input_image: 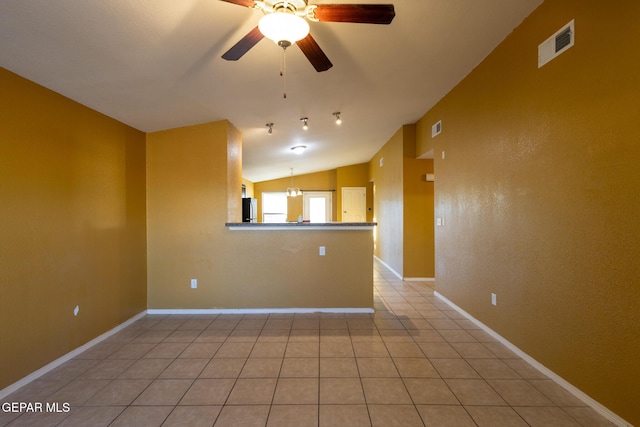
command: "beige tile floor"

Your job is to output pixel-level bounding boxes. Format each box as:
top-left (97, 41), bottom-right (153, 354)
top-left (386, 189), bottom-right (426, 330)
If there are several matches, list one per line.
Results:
top-left (1, 261), bottom-right (615, 426)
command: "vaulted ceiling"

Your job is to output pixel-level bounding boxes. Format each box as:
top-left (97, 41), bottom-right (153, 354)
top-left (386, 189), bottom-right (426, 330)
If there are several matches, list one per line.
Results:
top-left (0, 0), bottom-right (542, 182)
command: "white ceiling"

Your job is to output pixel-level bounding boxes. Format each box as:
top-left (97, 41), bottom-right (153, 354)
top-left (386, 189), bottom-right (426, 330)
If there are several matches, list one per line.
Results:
top-left (0, 0), bottom-right (542, 182)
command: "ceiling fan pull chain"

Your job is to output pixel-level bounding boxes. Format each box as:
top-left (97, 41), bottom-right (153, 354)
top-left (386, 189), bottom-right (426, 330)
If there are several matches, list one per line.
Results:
top-left (280, 46), bottom-right (287, 99)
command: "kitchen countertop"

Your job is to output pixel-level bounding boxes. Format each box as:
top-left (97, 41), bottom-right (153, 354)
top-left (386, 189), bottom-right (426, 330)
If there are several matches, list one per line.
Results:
top-left (226, 222), bottom-right (376, 230)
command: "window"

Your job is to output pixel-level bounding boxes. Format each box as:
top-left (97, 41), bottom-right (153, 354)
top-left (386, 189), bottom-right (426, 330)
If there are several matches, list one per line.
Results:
top-left (262, 192), bottom-right (287, 223)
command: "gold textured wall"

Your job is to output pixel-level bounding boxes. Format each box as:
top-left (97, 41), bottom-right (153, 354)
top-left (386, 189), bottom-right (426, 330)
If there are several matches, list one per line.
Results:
top-left (254, 170), bottom-right (337, 222)
top-left (369, 127), bottom-right (404, 274)
top-left (254, 166), bottom-right (375, 223)
top-left (213, 229), bottom-right (374, 309)
top-left (146, 121), bottom-right (239, 308)
top-left (0, 67), bottom-right (147, 389)
top-left (403, 127), bottom-right (435, 279)
top-left (146, 122), bottom-right (373, 309)
top-left (421, 1), bottom-right (640, 423)
top-left (369, 125), bottom-right (435, 279)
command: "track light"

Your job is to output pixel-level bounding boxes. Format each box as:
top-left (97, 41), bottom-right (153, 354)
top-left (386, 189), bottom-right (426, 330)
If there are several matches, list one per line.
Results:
top-left (301, 117), bottom-right (308, 130)
top-left (333, 112), bottom-right (342, 125)
top-left (266, 123), bottom-right (273, 134)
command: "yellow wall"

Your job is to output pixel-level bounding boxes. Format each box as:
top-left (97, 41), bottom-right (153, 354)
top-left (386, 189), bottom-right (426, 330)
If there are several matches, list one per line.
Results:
top-left (254, 170), bottom-right (337, 222)
top-left (403, 127), bottom-right (435, 278)
top-left (422, 1), bottom-right (640, 423)
top-left (369, 125), bottom-right (435, 279)
top-left (146, 121), bottom-right (241, 308)
top-left (226, 125), bottom-right (243, 223)
top-left (215, 229), bottom-right (373, 309)
top-left (369, 128), bottom-right (404, 273)
top-left (254, 166), bottom-right (375, 223)
top-left (0, 67), bottom-right (147, 390)
top-left (146, 122), bottom-right (373, 309)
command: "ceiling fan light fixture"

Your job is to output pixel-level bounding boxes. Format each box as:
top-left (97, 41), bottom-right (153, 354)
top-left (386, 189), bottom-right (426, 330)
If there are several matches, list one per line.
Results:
top-left (259, 11), bottom-right (310, 46)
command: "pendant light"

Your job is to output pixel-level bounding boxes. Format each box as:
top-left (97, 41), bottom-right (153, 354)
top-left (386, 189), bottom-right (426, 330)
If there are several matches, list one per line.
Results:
top-left (286, 168), bottom-right (302, 197)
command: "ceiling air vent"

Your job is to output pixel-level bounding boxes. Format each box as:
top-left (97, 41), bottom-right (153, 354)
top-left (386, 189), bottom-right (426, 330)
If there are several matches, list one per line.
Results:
top-left (538, 19), bottom-right (574, 68)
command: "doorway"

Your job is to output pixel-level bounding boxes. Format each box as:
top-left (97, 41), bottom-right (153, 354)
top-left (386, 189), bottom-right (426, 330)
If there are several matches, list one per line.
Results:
top-left (303, 191), bottom-right (332, 222)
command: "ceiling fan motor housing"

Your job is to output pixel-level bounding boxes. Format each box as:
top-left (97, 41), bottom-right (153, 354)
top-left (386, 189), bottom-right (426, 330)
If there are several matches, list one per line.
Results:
top-left (270, 1), bottom-right (308, 13)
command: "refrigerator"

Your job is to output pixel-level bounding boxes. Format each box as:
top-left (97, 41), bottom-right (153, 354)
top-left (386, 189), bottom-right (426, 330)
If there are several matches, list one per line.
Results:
top-left (242, 197), bottom-right (257, 223)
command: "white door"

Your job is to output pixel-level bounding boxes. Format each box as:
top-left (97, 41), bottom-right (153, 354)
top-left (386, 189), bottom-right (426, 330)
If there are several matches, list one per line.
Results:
top-left (342, 187), bottom-right (366, 222)
top-left (303, 191), bottom-right (332, 222)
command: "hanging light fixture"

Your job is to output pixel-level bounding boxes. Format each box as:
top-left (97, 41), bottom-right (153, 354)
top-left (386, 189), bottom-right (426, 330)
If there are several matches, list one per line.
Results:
top-left (258, 6), bottom-right (310, 49)
top-left (286, 168), bottom-right (302, 197)
top-left (258, 3), bottom-right (311, 99)
top-left (266, 122), bottom-right (274, 134)
top-left (333, 112), bottom-right (342, 125)
top-left (301, 117), bottom-right (309, 130)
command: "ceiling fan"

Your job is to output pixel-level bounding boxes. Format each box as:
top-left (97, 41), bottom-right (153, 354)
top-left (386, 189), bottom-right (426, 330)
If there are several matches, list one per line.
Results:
top-left (220, 0), bottom-right (395, 72)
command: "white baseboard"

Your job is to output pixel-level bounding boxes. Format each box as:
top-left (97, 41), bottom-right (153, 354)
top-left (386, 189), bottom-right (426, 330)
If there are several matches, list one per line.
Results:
top-left (0, 311), bottom-right (147, 401)
top-left (374, 256), bottom-right (435, 282)
top-left (434, 291), bottom-right (632, 427)
top-left (147, 308), bottom-right (374, 315)
top-left (374, 256), bottom-right (403, 280)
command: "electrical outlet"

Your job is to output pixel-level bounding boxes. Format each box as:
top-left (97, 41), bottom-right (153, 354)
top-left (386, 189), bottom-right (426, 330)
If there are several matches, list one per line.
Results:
top-left (491, 293), bottom-right (497, 306)
top-left (319, 246), bottom-right (326, 256)
top-left (190, 279), bottom-right (197, 289)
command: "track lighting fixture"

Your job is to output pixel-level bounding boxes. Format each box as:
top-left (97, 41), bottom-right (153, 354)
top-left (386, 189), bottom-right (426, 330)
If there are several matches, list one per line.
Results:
top-left (333, 112), bottom-right (342, 125)
top-left (301, 117), bottom-right (308, 130)
top-left (291, 145), bottom-right (306, 155)
top-left (266, 123), bottom-right (273, 134)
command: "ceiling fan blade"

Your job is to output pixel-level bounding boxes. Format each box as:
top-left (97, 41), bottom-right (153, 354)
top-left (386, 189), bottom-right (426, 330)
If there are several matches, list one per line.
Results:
top-left (297, 33), bottom-right (333, 72)
top-left (222, 26), bottom-right (264, 61)
top-left (313, 4), bottom-right (395, 24)
top-left (218, 0), bottom-right (256, 7)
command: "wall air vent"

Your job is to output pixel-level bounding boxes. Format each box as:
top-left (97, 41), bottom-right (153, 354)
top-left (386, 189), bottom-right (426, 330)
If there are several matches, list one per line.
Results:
top-left (538, 19), bottom-right (574, 68)
top-left (432, 120), bottom-right (442, 138)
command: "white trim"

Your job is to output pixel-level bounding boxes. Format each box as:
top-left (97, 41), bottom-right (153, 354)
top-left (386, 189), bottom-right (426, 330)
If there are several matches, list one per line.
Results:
top-left (374, 256), bottom-right (403, 280)
top-left (0, 311), bottom-right (147, 400)
top-left (147, 308), bottom-right (374, 315)
top-left (434, 291), bottom-right (632, 427)
top-left (374, 257), bottom-right (435, 282)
